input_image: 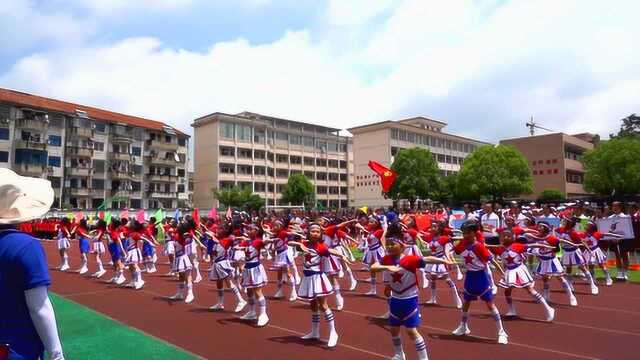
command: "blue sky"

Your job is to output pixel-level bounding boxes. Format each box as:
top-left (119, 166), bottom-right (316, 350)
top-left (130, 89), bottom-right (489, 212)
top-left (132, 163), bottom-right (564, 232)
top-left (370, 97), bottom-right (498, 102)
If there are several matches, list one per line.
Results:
top-left (1, 0), bottom-right (638, 143)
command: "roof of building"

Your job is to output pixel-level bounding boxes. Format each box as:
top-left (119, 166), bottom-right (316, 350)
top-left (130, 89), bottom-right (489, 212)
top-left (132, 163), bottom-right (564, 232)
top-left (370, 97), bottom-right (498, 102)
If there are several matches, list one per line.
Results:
top-left (192, 110), bottom-right (342, 133)
top-left (0, 87), bottom-right (188, 137)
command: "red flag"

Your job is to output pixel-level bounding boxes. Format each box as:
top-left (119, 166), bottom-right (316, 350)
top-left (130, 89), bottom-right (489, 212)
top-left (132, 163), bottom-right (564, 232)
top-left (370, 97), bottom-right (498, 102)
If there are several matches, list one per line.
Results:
top-left (368, 161), bottom-right (397, 193)
top-left (208, 207), bottom-right (217, 219)
top-left (193, 208), bottom-right (200, 228)
top-left (415, 213), bottom-right (432, 232)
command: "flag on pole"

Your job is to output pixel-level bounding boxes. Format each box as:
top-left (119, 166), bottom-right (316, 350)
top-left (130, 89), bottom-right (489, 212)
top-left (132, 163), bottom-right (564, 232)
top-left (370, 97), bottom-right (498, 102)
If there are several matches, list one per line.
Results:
top-left (98, 211), bottom-right (105, 220)
top-left (104, 212), bottom-right (112, 224)
top-left (193, 208), bottom-right (200, 228)
top-left (368, 161), bottom-right (397, 193)
top-left (225, 207), bottom-right (232, 220)
top-left (208, 207), bottom-right (217, 219)
top-left (173, 208), bottom-right (182, 220)
top-left (136, 209), bottom-right (145, 223)
top-left (119, 210), bottom-right (129, 220)
top-left (154, 209), bottom-right (164, 222)
top-left (358, 206), bottom-right (368, 215)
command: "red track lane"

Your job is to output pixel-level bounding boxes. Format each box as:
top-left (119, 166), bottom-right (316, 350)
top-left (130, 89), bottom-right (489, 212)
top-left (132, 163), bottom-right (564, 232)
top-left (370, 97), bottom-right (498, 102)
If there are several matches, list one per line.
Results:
top-left (43, 240), bottom-right (638, 360)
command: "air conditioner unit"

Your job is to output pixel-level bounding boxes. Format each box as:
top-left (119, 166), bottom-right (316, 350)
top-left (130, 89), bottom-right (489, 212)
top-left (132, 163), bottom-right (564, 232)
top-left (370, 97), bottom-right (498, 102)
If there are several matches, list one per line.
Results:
top-left (43, 114), bottom-right (50, 124)
top-left (1, 118), bottom-right (10, 124)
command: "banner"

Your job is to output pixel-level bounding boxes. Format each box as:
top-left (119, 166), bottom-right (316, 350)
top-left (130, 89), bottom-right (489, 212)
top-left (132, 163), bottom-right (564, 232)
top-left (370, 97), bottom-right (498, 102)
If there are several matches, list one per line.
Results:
top-left (368, 160), bottom-right (397, 193)
top-left (597, 217), bottom-right (635, 240)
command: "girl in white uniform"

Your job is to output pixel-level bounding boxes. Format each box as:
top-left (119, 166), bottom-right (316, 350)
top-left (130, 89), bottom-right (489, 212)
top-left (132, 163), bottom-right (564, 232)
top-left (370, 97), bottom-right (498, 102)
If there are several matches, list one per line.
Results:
top-left (238, 225), bottom-right (270, 327)
top-left (423, 222), bottom-right (462, 308)
top-left (268, 220), bottom-right (299, 302)
top-left (90, 220), bottom-right (107, 279)
top-left (168, 220), bottom-right (195, 303)
top-left (359, 217), bottom-right (386, 296)
top-left (583, 221), bottom-right (622, 286)
top-left (207, 224), bottom-right (247, 312)
top-left (289, 223), bottom-right (350, 348)
top-left (55, 218), bottom-right (71, 271)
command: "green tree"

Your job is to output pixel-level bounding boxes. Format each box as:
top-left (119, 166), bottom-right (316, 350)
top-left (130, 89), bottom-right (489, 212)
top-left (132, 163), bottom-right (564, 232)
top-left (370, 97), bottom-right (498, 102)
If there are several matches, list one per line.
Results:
top-left (212, 186), bottom-right (266, 211)
top-left (582, 137), bottom-right (640, 196)
top-left (388, 147), bottom-right (442, 208)
top-left (610, 113), bottom-right (640, 139)
top-left (538, 189), bottom-right (566, 201)
top-left (244, 192), bottom-right (266, 212)
top-left (432, 172), bottom-right (457, 204)
top-left (281, 173), bottom-right (315, 207)
top-left (456, 145), bottom-right (532, 201)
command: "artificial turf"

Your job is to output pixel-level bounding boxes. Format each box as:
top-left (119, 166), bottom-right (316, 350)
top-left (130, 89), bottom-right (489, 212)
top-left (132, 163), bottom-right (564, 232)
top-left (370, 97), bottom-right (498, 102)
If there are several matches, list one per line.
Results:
top-left (50, 293), bottom-right (196, 360)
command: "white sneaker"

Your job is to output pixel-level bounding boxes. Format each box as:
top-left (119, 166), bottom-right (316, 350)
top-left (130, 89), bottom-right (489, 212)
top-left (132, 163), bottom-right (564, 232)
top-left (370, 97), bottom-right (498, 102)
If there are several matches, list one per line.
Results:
top-left (194, 274), bottom-right (203, 283)
top-left (569, 295), bottom-right (578, 307)
top-left (234, 300), bottom-right (247, 313)
top-left (240, 311), bottom-right (256, 320)
top-left (497, 330), bottom-right (508, 345)
top-left (115, 276), bottom-right (126, 285)
top-left (376, 311), bottom-right (390, 320)
top-left (147, 267), bottom-right (157, 274)
top-left (505, 308), bottom-right (517, 317)
top-left (301, 331), bottom-right (319, 340)
top-left (169, 292), bottom-right (185, 301)
top-left (336, 295), bottom-right (344, 311)
top-left (364, 289), bottom-right (377, 296)
top-left (94, 269), bottom-right (107, 279)
top-left (616, 272), bottom-right (625, 280)
top-left (452, 323), bottom-right (471, 336)
top-left (78, 266), bottom-right (88, 275)
top-left (590, 284), bottom-right (599, 295)
top-left (257, 313), bottom-right (269, 327)
top-left (125, 281), bottom-right (136, 288)
top-left (327, 331), bottom-right (339, 348)
top-left (288, 292), bottom-right (298, 302)
top-left (209, 303), bottom-right (224, 311)
top-left (349, 278), bottom-right (358, 291)
top-left (425, 297), bottom-right (437, 305)
top-left (60, 264), bottom-right (70, 271)
top-left (605, 277), bottom-right (613, 286)
top-left (184, 292), bottom-right (194, 304)
top-left (391, 353), bottom-right (406, 360)
top-left (134, 280), bottom-right (145, 290)
top-left (457, 271), bottom-right (464, 281)
top-left (492, 285), bottom-right (498, 295)
top-left (545, 307), bottom-right (555, 322)
top-left (273, 289), bottom-right (284, 299)
top-left (422, 276), bottom-right (430, 289)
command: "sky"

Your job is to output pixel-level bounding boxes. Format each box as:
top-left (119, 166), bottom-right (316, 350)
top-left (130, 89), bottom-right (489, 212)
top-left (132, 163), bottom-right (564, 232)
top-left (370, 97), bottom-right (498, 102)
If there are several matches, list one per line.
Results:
top-left (1, 0), bottom-right (639, 144)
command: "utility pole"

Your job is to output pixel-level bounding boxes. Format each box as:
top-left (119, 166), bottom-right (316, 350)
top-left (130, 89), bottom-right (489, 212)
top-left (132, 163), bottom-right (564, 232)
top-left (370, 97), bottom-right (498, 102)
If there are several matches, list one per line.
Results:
top-left (525, 116), bottom-right (554, 136)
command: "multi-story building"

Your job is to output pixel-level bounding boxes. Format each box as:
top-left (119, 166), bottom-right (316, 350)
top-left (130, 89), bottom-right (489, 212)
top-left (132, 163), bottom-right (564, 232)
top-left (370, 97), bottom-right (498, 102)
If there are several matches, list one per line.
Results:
top-left (0, 87), bottom-right (189, 210)
top-left (192, 112), bottom-right (353, 209)
top-left (500, 132), bottom-right (598, 199)
top-left (348, 116), bottom-right (489, 207)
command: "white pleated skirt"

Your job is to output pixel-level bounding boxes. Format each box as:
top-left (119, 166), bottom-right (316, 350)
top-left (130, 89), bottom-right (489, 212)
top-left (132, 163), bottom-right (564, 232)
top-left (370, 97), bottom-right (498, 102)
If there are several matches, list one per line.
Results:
top-left (561, 250), bottom-right (585, 266)
top-left (425, 263), bottom-right (450, 278)
top-left (242, 262), bottom-right (268, 289)
top-left (125, 248), bottom-right (142, 266)
top-left (273, 248), bottom-right (294, 268)
top-left (298, 272), bottom-right (334, 300)
top-left (209, 259), bottom-right (235, 281)
top-left (535, 257), bottom-right (565, 277)
top-left (362, 246), bottom-right (385, 265)
top-left (164, 241), bottom-right (176, 256)
top-left (92, 241), bottom-right (106, 254)
top-left (57, 237), bottom-right (70, 250)
top-left (172, 253), bottom-right (193, 273)
top-left (499, 264), bottom-right (534, 288)
top-left (583, 247), bottom-right (607, 265)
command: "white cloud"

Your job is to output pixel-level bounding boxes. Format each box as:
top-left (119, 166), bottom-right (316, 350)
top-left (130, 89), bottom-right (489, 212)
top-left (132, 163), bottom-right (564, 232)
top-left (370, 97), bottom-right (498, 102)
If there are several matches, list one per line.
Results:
top-left (1, 0), bottom-right (639, 144)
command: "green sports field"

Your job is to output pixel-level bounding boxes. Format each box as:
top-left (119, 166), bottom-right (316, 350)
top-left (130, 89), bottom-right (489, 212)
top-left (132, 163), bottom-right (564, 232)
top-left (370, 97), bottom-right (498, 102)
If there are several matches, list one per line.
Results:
top-left (50, 293), bottom-right (196, 360)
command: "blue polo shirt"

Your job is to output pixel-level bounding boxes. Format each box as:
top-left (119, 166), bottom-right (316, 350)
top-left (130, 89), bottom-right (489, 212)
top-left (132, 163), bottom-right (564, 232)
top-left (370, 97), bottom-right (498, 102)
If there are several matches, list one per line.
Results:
top-left (0, 228), bottom-right (51, 359)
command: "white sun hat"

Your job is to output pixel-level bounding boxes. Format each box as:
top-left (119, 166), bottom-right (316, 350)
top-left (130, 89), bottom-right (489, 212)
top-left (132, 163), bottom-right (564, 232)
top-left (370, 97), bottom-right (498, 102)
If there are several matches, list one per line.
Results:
top-left (0, 168), bottom-right (54, 224)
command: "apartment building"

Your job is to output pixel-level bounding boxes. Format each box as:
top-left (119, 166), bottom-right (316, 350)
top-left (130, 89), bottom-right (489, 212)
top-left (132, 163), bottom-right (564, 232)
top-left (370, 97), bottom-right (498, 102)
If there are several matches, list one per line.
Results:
top-left (192, 112), bottom-right (353, 209)
top-left (500, 132), bottom-right (598, 199)
top-left (0, 88), bottom-right (189, 210)
top-left (348, 116), bottom-right (489, 207)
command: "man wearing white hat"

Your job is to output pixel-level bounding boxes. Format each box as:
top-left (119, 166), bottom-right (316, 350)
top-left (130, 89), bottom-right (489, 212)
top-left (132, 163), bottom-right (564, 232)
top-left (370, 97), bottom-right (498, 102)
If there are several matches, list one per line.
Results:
top-left (0, 169), bottom-right (64, 359)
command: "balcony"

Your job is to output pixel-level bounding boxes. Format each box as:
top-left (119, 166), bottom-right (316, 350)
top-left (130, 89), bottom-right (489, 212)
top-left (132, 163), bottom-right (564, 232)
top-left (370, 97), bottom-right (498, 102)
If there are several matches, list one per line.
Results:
top-left (14, 139), bottom-right (47, 150)
top-left (67, 127), bottom-right (93, 138)
top-left (89, 189), bottom-right (104, 197)
top-left (15, 163), bottom-right (47, 177)
top-left (146, 173), bottom-right (178, 182)
top-left (147, 191), bottom-right (178, 199)
top-left (110, 171), bottom-right (135, 181)
top-left (67, 146), bottom-right (93, 158)
top-left (68, 188), bottom-right (90, 196)
top-left (67, 167), bottom-right (91, 177)
top-left (109, 152), bottom-right (132, 161)
top-left (146, 155), bottom-right (179, 166)
top-left (146, 139), bottom-right (178, 151)
top-left (15, 118), bottom-right (48, 132)
top-left (112, 133), bottom-right (134, 143)
top-left (111, 189), bottom-right (141, 198)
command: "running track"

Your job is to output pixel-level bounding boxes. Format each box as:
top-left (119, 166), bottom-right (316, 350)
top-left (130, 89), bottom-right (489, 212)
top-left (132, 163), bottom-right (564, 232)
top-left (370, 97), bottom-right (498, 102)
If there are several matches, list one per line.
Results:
top-left (43, 240), bottom-right (639, 360)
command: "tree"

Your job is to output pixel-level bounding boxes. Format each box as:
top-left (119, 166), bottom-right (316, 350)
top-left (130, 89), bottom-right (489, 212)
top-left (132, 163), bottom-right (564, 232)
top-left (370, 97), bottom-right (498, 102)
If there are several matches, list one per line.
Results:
top-left (538, 189), bottom-right (566, 202)
top-left (432, 172), bottom-right (457, 204)
top-left (281, 173), bottom-right (315, 207)
top-left (212, 186), bottom-right (265, 211)
top-left (388, 147), bottom-right (442, 208)
top-left (456, 145), bottom-right (533, 201)
top-left (582, 137), bottom-right (640, 196)
top-left (610, 113), bottom-right (640, 139)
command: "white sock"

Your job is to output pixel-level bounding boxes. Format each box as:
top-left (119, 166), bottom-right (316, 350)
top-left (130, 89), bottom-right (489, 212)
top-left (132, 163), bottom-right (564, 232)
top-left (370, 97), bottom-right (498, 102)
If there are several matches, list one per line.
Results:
top-left (257, 296), bottom-right (267, 316)
top-left (324, 308), bottom-right (336, 334)
top-left (392, 336), bottom-right (403, 356)
top-left (230, 284), bottom-right (243, 301)
top-left (97, 259), bottom-right (104, 272)
top-left (217, 289), bottom-right (224, 303)
top-left (490, 306), bottom-right (504, 332)
top-left (414, 335), bottom-right (428, 360)
top-left (531, 289), bottom-right (552, 312)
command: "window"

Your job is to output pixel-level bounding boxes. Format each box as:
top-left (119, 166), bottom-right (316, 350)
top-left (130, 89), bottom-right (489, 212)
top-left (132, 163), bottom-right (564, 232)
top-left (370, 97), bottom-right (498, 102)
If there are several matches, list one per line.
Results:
top-left (15, 149), bottom-right (47, 165)
top-left (327, 142), bottom-right (338, 152)
top-left (237, 125), bottom-right (252, 142)
top-left (267, 167), bottom-right (274, 177)
top-left (178, 138), bottom-right (186, 146)
top-left (329, 186), bottom-right (339, 194)
top-left (329, 173), bottom-right (339, 181)
top-left (276, 132), bottom-right (288, 141)
top-left (276, 169), bottom-right (289, 178)
top-left (340, 187), bottom-right (348, 195)
top-left (445, 155), bottom-right (451, 164)
top-left (304, 157), bottom-right (315, 166)
top-left (339, 143), bottom-right (347, 152)
top-left (219, 122), bottom-right (234, 139)
top-left (131, 146), bottom-right (141, 156)
top-left (315, 140), bottom-right (326, 151)
top-left (178, 169), bottom-right (185, 177)
top-left (48, 156), bottom-right (61, 167)
top-left (398, 130), bottom-right (407, 141)
top-left (220, 146), bottom-right (235, 157)
top-left (238, 182), bottom-right (252, 190)
top-left (317, 186), bottom-right (327, 194)
top-left (219, 181), bottom-right (235, 189)
top-left (290, 135), bottom-right (301, 145)
top-left (391, 146), bottom-right (400, 156)
top-left (339, 160), bottom-right (347, 169)
top-left (566, 171), bottom-right (584, 184)
top-left (532, 170), bottom-right (538, 175)
top-left (267, 183), bottom-right (274, 192)
top-left (276, 184), bottom-right (285, 193)
top-left (391, 128), bottom-right (399, 140)
top-left (92, 179), bottom-right (104, 189)
top-left (304, 171), bottom-right (314, 179)
top-left (254, 150), bottom-right (265, 159)
top-left (237, 164), bottom-right (252, 175)
top-left (177, 184), bottom-right (185, 193)
top-left (328, 159), bottom-right (339, 168)
top-left (238, 148), bottom-right (252, 159)
top-left (316, 172), bottom-right (327, 180)
top-left (276, 154), bottom-right (288, 163)
top-left (0, 151), bottom-right (8, 162)
top-left (340, 173), bottom-right (347, 181)
top-left (254, 166), bottom-right (266, 175)
top-left (93, 141), bottom-right (104, 151)
top-left (316, 158), bottom-right (327, 167)
top-left (48, 135), bottom-right (61, 146)
top-left (290, 156), bottom-right (301, 164)
top-left (255, 182), bottom-right (266, 192)
top-left (48, 176), bottom-right (61, 188)
top-left (407, 132), bottom-right (416, 143)
top-left (437, 154), bottom-right (445, 163)
top-left (267, 152), bottom-right (275, 161)
top-left (219, 163), bottom-right (235, 174)
top-left (0, 128), bottom-right (8, 140)
top-left (303, 137), bottom-right (314, 147)
top-left (254, 129), bottom-right (266, 144)
top-left (94, 122), bottom-right (106, 132)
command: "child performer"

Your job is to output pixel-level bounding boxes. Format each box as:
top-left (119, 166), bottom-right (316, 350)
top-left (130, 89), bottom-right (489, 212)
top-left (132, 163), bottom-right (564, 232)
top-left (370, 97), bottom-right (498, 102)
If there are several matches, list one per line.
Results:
top-left (525, 222), bottom-right (578, 306)
top-left (289, 223), bottom-right (350, 348)
top-left (359, 216), bottom-right (386, 296)
top-left (557, 218), bottom-right (598, 295)
top-left (451, 220), bottom-right (508, 345)
top-left (423, 221), bottom-right (462, 308)
top-left (90, 219), bottom-right (107, 279)
top-left (237, 224), bottom-right (269, 327)
top-left (321, 218), bottom-right (357, 310)
top-left (141, 217), bottom-right (159, 274)
top-left (107, 219), bottom-right (126, 285)
top-left (123, 220), bottom-right (146, 290)
top-left (207, 224), bottom-right (247, 312)
top-left (162, 219), bottom-right (178, 276)
top-left (72, 219), bottom-right (92, 275)
top-left (490, 229), bottom-right (555, 321)
top-left (55, 217), bottom-right (72, 271)
top-left (168, 218), bottom-right (196, 303)
top-left (370, 223), bottom-right (454, 360)
top-left (267, 220), bottom-right (299, 302)
top-left (583, 221), bottom-right (622, 286)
